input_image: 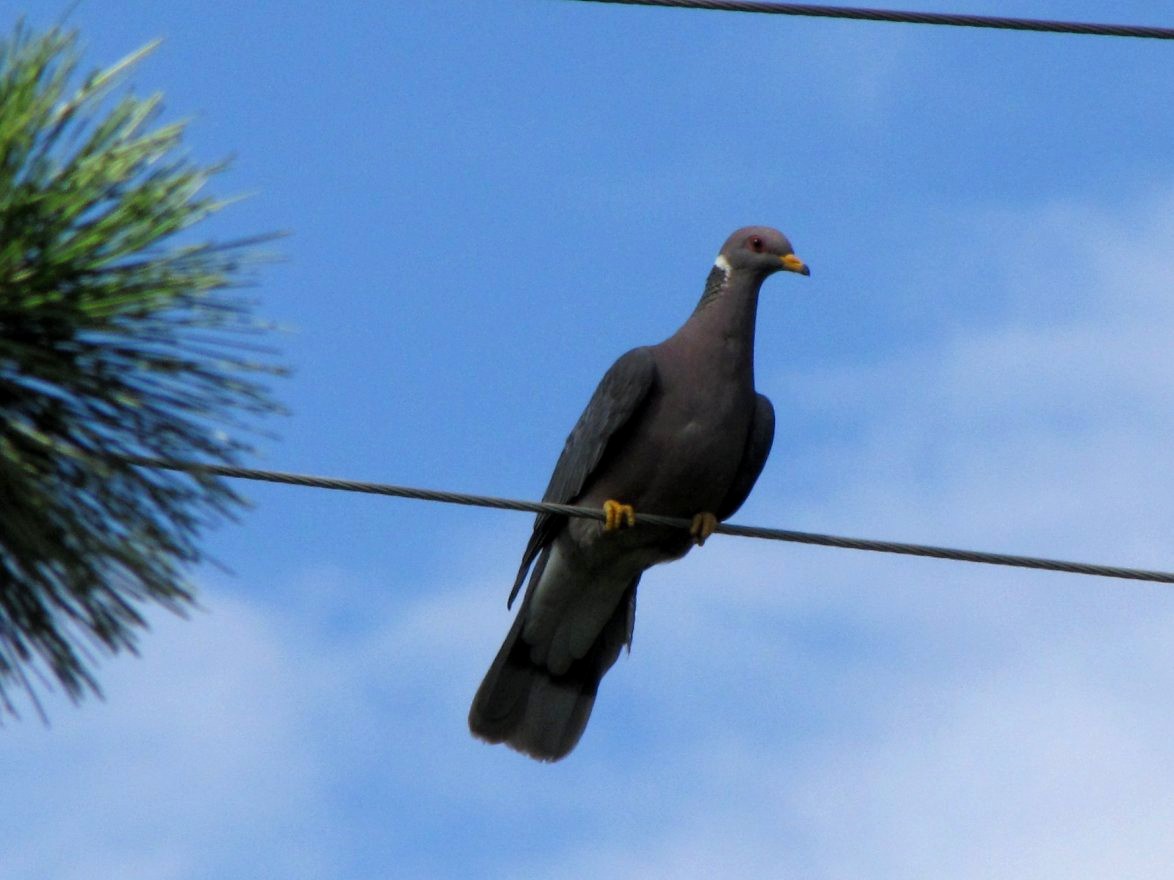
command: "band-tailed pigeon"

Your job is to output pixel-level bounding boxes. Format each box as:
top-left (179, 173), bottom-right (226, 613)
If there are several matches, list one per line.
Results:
top-left (469, 226), bottom-right (809, 761)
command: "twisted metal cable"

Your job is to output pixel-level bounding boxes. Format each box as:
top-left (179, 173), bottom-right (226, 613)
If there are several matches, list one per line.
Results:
top-left (122, 455), bottom-right (1174, 586)
top-left (569, 0), bottom-right (1174, 40)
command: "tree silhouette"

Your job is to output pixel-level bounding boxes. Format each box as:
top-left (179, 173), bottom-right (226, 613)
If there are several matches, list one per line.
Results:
top-left (0, 24), bottom-right (284, 715)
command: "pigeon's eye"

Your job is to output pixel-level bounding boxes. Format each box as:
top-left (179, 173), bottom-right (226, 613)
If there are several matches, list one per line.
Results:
top-left (749, 236), bottom-right (764, 253)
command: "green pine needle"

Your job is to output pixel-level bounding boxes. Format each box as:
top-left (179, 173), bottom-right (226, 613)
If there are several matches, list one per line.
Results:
top-left (0, 24), bottom-right (286, 715)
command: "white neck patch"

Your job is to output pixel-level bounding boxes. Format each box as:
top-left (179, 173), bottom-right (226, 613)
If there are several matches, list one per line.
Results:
top-left (714, 254), bottom-right (732, 274)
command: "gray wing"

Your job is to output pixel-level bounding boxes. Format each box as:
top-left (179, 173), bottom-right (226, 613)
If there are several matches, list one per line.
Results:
top-left (507, 346), bottom-right (657, 607)
top-left (716, 393), bottom-right (775, 521)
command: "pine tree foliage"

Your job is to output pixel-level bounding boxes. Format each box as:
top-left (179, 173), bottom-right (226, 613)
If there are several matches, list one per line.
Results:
top-left (0, 24), bottom-right (285, 714)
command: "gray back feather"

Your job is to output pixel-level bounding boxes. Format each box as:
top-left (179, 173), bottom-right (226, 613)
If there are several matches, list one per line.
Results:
top-left (508, 347), bottom-right (657, 606)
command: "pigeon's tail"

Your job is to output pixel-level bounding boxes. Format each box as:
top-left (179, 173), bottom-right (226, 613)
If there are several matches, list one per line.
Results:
top-left (468, 581), bottom-right (636, 762)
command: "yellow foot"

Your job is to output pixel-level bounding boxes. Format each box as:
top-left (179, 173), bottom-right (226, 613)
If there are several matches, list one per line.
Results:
top-left (603, 499), bottom-right (636, 531)
top-left (690, 511), bottom-right (719, 546)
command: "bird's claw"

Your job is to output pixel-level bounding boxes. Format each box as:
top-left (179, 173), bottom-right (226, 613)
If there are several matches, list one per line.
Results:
top-left (603, 499), bottom-right (636, 532)
top-left (690, 511), bottom-right (719, 546)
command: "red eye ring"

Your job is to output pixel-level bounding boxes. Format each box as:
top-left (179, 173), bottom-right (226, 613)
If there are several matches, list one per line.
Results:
top-left (749, 236), bottom-right (764, 253)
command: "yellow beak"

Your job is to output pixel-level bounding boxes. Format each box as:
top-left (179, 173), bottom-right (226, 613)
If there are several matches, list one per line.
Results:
top-left (781, 253), bottom-right (810, 276)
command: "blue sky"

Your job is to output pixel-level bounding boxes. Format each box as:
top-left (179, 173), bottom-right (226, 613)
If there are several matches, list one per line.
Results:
top-left (6, 1), bottom-right (1174, 877)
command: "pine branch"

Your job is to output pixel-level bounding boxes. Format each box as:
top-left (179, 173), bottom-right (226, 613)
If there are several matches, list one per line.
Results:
top-left (0, 23), bottom-right (286, 715)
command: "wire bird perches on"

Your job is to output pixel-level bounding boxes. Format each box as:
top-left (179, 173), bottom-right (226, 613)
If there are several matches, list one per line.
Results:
top-left (123, 456), bottom-right (1174, 586)
top-left (570, 0), bottom-right (1174, 41)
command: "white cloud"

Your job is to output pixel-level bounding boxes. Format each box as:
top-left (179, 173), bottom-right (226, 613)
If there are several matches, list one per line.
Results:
top-left (1, 595), bottom-right (335, 879)
top-left (577, 603), bottom-right (1174, 880)
top-left (775, 188), bottom-right (1174, 557)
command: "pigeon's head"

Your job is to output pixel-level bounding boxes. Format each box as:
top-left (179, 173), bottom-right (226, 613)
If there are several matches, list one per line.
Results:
top-left (717, 226), bottom-right (809, 278)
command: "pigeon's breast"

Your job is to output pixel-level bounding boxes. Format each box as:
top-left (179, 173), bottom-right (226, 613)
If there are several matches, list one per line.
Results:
top-left (584, 373), bottom-right (755, 517)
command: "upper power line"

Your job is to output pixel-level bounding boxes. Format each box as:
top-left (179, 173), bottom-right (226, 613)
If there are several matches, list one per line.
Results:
top-left (570, 0), bottom-right (1174, 40)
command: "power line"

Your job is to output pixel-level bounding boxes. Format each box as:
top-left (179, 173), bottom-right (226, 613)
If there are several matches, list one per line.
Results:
top-left (569, 0), bottom-right (1174, 40)
top-left (123, 455), bottom-right (1174, 586)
